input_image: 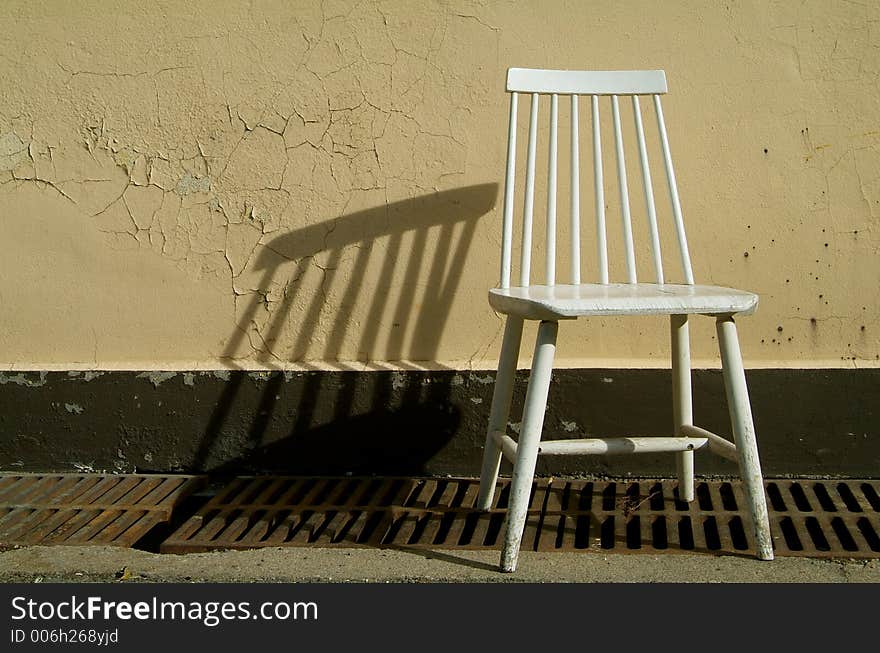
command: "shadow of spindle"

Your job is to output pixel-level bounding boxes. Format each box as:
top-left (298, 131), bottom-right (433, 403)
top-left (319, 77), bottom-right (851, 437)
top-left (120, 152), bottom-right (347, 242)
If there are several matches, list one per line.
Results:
top-left (195, 184), bottom-right (498, 475)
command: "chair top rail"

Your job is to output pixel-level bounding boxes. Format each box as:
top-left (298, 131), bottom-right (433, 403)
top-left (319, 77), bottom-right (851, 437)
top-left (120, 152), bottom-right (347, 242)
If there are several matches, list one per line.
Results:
top-left (507, 68), bottom-right (668, 96)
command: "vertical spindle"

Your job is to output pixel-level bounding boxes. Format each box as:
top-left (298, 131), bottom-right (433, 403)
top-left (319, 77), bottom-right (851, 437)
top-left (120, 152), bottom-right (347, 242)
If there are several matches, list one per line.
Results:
top-left (520, 93), bottom-right (540, 287)
top-left (546, 94), bottom-right (558, 286)
top-left (612, 95), bottom-right (637, 283)
top-left (501, 92), bottom-right (518, 289)
top-left (654, 94), bottom-right (694, 285)
top-left (632, 95), bottom-right (664, 284)
top-left (592, 95), bottom-right (608, 284)
top-left (570, 94), bottom-right (581, 285)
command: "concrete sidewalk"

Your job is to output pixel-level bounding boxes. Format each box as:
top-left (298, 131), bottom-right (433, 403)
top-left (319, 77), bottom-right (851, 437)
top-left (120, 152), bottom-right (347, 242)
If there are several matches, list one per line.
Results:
top-left (0, 545), bottom-right (877, 583)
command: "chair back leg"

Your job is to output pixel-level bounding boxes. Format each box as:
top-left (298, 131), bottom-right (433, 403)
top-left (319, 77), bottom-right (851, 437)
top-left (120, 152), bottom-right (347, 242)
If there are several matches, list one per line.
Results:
top-left (716, 315), bottom-right (774, 560)
top-left (478, 316), bottom-right (524, 510)
top-left (671, 314), bottom-right (695, 502)
top-left (500, 320), bottom-right (558, 572)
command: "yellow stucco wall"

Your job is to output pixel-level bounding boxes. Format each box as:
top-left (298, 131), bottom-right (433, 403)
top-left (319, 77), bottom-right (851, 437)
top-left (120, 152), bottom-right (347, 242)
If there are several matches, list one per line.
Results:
top-left (1, 1), bottom-right (877, 370)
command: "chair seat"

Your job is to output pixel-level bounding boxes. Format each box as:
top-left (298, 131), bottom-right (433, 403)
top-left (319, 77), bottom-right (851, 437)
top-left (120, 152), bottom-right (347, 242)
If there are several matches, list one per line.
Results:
top-left (489, 283), bottom-right (758, 320)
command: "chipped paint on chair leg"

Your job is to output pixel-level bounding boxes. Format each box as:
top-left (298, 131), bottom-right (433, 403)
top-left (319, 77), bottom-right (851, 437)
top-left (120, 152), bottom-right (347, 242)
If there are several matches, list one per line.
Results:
top-left (477, 316), bottom-right (524, 511)
top-left (500, 320), bottom-right (558, 572)
top-left (671, 314), bottom-right (694, 502)
top-left (716, 315), bottom-right (774, 561)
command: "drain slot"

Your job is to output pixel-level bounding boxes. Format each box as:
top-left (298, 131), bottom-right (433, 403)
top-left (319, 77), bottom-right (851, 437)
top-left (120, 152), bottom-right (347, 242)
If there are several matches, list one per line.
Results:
top-left (626, 517), bottom-right (641, 550)
top-left (729, 516), bottom-right (748, 550)
top-left (651, 518), bottom-right (668, 549)
top-left (812, 484), bottom-right (837, 512)
top-left (856, 518), bottom-right (880, 551)
top-left (600, 517), bottom-right (615, 549)
top-left (837, 483), bottom-right (863, 512)
top-left (830, 517), bottom-right (858, 552)
top-left (719, 483), bottom-right (738, 511)
top-left (766, 483), bottom-right (787, 512)
top-left (704, 517), bottom-right (721, 551)
top-left (602, 484), bottom-right (616, 511)
top-left (678, 517), bottom-right (695, 550)
top-left (861, 484), bottom-right (880, 511)
top-left (790, 483), bottom-right (813, 512)
top-left (805, 517), bottom-right (830, 551)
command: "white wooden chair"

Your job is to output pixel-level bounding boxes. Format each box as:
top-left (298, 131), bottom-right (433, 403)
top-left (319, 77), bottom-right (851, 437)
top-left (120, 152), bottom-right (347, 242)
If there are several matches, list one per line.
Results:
top-left (477, 68), bottom-right (774, 572)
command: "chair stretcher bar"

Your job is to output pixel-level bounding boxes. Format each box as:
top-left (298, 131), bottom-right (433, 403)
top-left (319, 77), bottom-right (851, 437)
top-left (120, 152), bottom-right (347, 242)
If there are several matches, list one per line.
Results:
top-left (492, 428), bottom-right (737, 461)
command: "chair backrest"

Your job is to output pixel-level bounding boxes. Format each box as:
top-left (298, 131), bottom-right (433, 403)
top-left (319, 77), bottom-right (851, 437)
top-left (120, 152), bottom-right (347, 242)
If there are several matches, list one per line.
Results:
top-left (498, 68), bottom-right (694, 289)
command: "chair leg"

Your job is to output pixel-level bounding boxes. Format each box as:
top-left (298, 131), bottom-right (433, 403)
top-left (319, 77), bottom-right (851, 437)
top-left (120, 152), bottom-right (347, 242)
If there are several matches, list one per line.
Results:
top-left (477, 316), bottom-right (524, 510)
top-left (671, 314), bottom-right (695, 502)
top-left (500, 320), bottom-right (558, 572)
top-left (716, 315), bottom-right (774, 560)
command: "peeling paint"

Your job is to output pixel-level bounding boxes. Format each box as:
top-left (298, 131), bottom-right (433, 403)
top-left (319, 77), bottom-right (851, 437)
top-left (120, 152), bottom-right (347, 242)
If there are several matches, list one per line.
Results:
top-left (72, 462), bottom-right (97, 473)
top-left (67, 371), bottom-right (104, 381)
top-left (0, 372), bottom-right (48, 387)
top-left (175, 173), bottom-right (212, 197)
top-left (64, 403), bottom-right (84, 414)
top-left (0, 132), bottom-right (28, 171)
top-left (136, 371), bottom-right (178, 387)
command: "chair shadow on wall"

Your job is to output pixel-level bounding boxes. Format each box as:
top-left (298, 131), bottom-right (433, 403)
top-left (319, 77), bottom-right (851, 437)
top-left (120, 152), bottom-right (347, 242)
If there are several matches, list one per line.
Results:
top-left (194, 184), bottom-right (498, 477)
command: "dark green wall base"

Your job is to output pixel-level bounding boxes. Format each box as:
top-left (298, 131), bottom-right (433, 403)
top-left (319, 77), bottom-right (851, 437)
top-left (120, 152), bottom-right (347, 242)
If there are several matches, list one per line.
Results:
top-left (0, 369), bottom-right (877, 478)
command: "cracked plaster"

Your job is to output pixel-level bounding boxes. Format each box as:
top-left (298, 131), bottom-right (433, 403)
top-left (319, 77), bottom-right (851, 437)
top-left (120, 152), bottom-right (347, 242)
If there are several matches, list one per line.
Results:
top-left (0, 0), bottom-right (878, 370)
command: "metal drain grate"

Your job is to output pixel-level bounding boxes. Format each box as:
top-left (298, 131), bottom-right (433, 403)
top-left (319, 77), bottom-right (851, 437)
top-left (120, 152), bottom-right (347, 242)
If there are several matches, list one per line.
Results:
top-left (0, 474), bottom-right (205, 548)
top-left (161, 477), bottom-right (880, 558)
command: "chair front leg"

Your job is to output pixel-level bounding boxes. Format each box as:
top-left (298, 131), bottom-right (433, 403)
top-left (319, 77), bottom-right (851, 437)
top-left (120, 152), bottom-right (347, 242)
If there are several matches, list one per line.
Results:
top-left (500, 320), bottom-right (558, 572)
top-left (671, 314), bottom-right (694, 502)
top-left (716, 315), bottom-right (774, 560)
top-left (477, 316), bottom-right (524, 510)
